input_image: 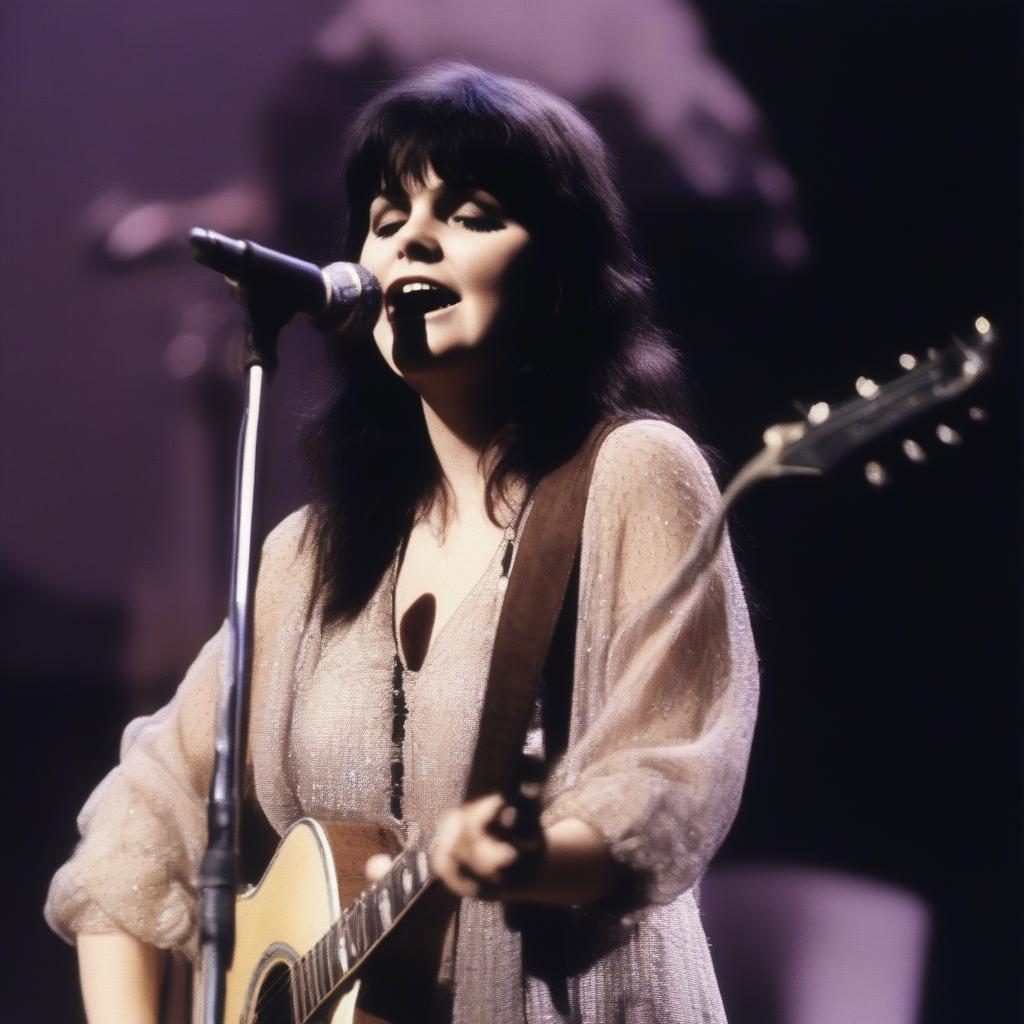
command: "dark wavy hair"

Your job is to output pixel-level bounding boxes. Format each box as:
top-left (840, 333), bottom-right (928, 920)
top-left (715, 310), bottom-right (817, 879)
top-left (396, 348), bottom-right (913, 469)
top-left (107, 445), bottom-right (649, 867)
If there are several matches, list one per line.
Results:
top-left (305, 62), bottom-right (690, 624)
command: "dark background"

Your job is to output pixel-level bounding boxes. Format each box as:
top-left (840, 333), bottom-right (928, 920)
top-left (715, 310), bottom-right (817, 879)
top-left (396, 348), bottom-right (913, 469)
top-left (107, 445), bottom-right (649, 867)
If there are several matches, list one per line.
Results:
top-left (687, 5), bottom-right (1022, 1023)
top-left (2, 2), bottom-right (1019, 1020)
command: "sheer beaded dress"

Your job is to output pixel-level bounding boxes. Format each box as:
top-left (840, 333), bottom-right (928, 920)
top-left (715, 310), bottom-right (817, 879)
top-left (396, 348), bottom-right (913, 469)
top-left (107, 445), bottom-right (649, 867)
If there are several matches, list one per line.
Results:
top-left (46, 419), bottom-right (759, 1024)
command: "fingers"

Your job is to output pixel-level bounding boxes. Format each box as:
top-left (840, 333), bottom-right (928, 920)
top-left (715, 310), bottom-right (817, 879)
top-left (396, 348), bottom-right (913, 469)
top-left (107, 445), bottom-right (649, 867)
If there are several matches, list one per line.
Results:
top-left (430, 795), bottom-right (520, 899)
top-left (364, 853), bottom-right (393, 881)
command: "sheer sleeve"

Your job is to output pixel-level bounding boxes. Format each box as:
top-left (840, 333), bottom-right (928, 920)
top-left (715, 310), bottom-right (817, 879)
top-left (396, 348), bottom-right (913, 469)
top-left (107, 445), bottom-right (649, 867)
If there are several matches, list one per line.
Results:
top-left (44, 508), bottom-right (312, 953)
top-left (541, 420), bottom-right (759, 915)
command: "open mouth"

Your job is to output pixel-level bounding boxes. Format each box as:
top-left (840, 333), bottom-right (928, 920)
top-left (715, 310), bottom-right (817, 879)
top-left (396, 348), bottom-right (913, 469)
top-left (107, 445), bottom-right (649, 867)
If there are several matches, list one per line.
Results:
top-left (386, 280), bottom-right (461, 321)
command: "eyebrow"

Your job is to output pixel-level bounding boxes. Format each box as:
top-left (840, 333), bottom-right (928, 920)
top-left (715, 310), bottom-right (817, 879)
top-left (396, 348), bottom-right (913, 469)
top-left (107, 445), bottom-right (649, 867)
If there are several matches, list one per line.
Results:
top-left (370, 182), bottom-right (502, 211)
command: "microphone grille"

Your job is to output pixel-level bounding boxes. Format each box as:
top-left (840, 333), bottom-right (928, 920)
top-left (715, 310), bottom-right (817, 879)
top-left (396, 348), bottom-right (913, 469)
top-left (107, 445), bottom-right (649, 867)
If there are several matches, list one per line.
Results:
top-left (318, 262), bottom-right (382, 335)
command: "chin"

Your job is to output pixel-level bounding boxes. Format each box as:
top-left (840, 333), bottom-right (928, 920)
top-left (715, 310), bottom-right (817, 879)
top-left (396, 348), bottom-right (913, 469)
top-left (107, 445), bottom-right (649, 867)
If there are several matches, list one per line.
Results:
top-left (385, 324), bottom-right (482, 367)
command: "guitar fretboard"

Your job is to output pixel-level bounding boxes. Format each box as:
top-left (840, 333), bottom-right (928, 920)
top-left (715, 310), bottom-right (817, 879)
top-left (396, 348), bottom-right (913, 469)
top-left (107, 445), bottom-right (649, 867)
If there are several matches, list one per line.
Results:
top-left (288, 838), bottom-right (434, 1022)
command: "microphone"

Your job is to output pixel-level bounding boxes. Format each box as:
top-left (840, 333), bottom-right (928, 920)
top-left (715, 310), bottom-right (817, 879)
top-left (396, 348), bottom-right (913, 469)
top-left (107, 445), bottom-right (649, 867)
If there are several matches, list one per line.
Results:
top-left (188, 228), bottom-right (381, 335)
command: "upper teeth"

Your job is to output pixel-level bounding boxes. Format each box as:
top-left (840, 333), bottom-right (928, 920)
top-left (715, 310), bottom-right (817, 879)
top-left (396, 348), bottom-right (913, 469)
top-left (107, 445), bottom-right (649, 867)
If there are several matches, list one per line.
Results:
top-left (401, 282), bottom-right (439, 294)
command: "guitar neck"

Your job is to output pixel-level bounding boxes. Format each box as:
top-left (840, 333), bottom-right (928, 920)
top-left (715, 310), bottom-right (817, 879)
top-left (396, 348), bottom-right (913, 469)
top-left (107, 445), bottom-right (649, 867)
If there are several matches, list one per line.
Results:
top-left (291, 835), bottom-right (435, 1021)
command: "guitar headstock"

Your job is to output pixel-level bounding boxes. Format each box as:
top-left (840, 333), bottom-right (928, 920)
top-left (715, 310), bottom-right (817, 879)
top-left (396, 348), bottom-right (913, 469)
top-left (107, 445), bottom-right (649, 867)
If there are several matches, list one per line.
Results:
top-left (757, 316), bottom-right (996, 485)
top-left (650, 318), bottom-right (997, 613)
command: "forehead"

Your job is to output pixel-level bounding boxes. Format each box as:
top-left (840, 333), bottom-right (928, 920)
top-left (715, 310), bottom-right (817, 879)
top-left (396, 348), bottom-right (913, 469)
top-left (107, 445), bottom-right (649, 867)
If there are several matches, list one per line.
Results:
top-left (372, 164), bottom-right (440, 201)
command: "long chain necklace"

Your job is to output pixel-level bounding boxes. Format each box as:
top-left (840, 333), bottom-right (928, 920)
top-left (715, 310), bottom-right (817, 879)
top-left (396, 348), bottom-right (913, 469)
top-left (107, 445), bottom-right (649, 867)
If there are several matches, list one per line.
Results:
top-left (388, 492), bottom-right (533, 822)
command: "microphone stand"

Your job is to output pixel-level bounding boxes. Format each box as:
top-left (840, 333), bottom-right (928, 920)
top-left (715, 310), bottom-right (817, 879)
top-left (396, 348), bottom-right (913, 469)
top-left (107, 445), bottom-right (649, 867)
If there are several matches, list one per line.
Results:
top-left (196, 269), bottom-right (290, 1024)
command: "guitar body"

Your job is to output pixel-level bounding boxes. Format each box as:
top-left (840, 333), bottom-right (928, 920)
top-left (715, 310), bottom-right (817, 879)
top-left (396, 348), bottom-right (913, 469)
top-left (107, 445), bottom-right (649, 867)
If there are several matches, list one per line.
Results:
top-left (205, 818), bottom-right (402, 1024)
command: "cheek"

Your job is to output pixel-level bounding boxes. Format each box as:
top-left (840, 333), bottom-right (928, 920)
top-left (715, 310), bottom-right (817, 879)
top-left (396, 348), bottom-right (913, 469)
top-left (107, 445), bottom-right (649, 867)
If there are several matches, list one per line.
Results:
top-left (358, 236), bottom-right (381, 278)
top-left (357, 237), bottom-right (392, 354)
top-left (494, 251), bottom-right (539, 334)
top-left (468, 236), bottom-right (535, 318)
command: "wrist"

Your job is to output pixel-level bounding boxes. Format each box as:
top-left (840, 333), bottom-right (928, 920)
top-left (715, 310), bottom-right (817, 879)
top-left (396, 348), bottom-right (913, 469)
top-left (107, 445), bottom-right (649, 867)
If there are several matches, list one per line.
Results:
top-left (504, 817), bottom-right (613, 907)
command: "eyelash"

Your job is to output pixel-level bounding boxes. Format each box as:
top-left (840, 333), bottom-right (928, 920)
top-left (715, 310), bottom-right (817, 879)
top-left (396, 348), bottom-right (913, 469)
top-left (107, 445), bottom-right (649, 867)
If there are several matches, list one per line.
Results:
top-left (453, 214), bottom-right (503, 232)
top-left (372, 214), bottom-right (502, 238)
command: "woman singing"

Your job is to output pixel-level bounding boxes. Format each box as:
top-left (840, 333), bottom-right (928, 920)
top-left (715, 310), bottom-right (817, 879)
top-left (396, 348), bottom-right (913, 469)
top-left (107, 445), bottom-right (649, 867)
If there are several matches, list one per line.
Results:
top-left (46, 63), bottom-right (758, 1023)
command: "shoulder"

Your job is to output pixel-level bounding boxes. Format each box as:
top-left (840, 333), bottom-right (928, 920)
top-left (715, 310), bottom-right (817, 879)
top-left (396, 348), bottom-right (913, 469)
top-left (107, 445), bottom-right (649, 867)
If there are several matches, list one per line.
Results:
top-left (253, 505), bottom-right (320, 634)
top-left (580, 419), bottom-right (727, 623)
top-left (258, 505), bottom-right (318, 585)
top-left (590, 418), bottom-right (719, 507)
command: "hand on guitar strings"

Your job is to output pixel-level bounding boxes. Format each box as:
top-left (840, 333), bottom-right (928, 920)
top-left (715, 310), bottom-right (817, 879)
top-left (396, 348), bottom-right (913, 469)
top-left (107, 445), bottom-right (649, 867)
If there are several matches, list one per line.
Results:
top-left (364, 794), bottom-right (614, 906)
top-left (363, 792), bottom-right (546, 900)
top-left (431, 792), bottom-right (547, 899)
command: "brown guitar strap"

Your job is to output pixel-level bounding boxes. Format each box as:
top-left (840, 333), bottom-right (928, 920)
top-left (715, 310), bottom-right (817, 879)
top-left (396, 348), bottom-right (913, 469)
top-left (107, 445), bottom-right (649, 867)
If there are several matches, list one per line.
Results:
top-left (464, 417), bottom-right (620, 802)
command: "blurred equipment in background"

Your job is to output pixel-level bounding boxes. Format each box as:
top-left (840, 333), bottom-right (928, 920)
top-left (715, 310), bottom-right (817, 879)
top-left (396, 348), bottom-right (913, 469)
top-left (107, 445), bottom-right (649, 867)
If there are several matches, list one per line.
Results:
top-left (702, 864), bottom-right (931, 1024)
top-left (81, 0), bottom-right (806, 273)
top-left (119, 295), bottom-right (241, 693)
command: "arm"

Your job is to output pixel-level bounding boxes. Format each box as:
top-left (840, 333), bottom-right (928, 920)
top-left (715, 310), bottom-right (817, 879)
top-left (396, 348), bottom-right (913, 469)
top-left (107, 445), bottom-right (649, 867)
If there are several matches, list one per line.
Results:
top-left (539, 420), bottom-right (759, 914)
top-left (428, 421), bottom-right (757, 911)
top-left (45, 509), bottom-right (314, 957)
top-left (45, 625), bottom-right (225, 954)
top-left (77, 932), bottom-right (164, 1024)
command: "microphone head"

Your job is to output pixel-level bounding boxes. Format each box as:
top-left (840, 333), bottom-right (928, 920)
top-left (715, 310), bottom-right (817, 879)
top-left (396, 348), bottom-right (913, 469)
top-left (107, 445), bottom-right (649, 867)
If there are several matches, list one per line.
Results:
top-left (188, 227), bottom-right (247, 276)
top-left (318, 262), bottom-right (383, 335)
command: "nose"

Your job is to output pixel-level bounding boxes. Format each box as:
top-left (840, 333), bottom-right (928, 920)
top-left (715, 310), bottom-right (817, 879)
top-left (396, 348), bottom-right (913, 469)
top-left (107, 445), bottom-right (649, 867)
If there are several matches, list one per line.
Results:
top-left (393, 208), bottom-right (443, 264)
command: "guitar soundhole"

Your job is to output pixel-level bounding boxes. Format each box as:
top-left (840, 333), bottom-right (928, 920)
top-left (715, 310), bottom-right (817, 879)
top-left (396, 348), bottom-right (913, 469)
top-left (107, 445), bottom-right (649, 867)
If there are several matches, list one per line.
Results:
top-left (253, 963), bottom-right (295, 1024)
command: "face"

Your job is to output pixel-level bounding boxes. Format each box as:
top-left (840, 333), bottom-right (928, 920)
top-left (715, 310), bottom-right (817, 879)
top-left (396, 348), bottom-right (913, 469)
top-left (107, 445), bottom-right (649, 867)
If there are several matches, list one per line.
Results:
top-left (358, 165), bottom-right (534, 389)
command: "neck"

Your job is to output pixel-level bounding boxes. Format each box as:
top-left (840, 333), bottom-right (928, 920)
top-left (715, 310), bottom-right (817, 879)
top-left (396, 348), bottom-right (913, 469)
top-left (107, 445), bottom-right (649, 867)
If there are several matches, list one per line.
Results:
top-left (420, 392), bottom-right (495, 525)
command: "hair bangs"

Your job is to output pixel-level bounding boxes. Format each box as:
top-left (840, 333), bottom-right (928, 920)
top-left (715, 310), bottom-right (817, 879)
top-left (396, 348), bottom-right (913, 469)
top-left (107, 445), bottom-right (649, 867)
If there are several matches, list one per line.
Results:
top-left (341, 69), bottom-right (557, 256)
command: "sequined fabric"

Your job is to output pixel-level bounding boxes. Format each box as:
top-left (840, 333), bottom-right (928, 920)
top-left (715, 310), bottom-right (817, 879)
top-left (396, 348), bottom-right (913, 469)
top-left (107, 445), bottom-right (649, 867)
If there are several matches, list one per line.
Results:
top-left (46, 420), bottom-right (759, 1023)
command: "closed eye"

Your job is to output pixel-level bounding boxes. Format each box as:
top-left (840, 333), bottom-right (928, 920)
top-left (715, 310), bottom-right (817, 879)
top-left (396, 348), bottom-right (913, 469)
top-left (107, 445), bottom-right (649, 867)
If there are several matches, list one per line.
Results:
top-left (373, 219), bottom-right (404, 239)
top-left (452, 214), bottom-right (504, 232)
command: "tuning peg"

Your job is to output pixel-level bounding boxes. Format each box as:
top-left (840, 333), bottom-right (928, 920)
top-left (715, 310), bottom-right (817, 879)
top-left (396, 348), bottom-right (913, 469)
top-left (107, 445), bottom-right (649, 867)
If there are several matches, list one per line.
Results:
top-left (807, 401), bottom-right (830, 425)
top-left (936, 424), bottom-right (962, 446)
top-left (864, 461), bottom-right (888, 487)
top-left (902, 439), bottom-right (927, 463)
top-left (926, 348), bottom-right (939, 361)
top-left (949, 336), bottom-right (985, 378)
top-left (974, 315), bottom-right (993, 339)
top-left (968, 406), bottom-right (988, 422)
top-left (790, 399), bottom-right (810, 417)
top-left (898, 353), bottom-right (917, 370)
top-left (855, 376), bottom-right (879, 398)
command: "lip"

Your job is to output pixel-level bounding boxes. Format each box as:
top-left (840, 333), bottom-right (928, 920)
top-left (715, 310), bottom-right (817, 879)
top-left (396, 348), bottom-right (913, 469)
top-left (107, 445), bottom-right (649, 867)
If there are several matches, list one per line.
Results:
top-left (384, 275), bottom-right (462, 308)
top-left (422, 303), bottom-right (458, 321)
